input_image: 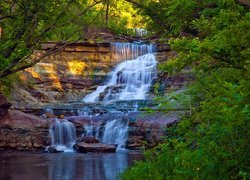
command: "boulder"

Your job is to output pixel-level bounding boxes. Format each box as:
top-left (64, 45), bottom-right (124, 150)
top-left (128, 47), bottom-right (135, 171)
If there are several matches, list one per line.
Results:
top-left (0, 105), bottom-right (49, 152)
top-left (126, 136), bottom-right (144, 150)
top-left (80, 136), bottom-right (100, 143)
top-left (75, 142), bottom-right (116, 153)
top-left (0, 110), bottom-right (48, 129)
top-left (45, 146), bottom-right (64, 153)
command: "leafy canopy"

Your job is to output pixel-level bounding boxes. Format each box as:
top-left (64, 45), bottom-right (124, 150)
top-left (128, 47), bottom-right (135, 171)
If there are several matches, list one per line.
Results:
top-left (122, 0), bottom-right (250, 179)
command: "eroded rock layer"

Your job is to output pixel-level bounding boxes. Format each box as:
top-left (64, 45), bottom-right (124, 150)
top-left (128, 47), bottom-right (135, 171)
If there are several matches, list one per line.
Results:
top-left (0, 94), bottom-right (49, 152)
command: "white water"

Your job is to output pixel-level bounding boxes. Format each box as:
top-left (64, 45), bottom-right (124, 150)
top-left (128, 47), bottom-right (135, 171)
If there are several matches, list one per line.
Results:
top-left (81, 43), bottom-right (157, 150)
top-left (82, 119), bottom-right (129, 150)
top-left (102, 119), bottom-right (128, 150)
top-left (83, 43), bottom-right (157, 103)
top-left (111, 42), bottom-right (155, 61)
top-left (49, 119), bottom-right (76, 152)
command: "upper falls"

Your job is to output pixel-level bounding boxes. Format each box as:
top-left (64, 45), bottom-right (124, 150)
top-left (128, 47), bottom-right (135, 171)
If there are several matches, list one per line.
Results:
top-left (83, 43), bottom-right (157, 103)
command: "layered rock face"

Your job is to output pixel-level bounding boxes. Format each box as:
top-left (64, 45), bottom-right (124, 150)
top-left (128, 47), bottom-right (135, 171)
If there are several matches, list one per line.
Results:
top-left (12, 42), bottom-right (171, 106)
top-left (126, 111), bottom-right (181, 150)
top-left (0, 94), bottom-right (49, 152)
top-left (14, 42), bottom-right (114, 105)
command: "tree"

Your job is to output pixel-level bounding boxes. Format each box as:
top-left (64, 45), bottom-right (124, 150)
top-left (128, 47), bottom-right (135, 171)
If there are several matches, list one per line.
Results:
top-left (0, 0), bottom-right (145, 80)
top-left (0, 0), bottom-right (103, 79)
top-left (105, 0), bottom-right (110, 29)
top-left (122, 0), bottom-right (250, 179)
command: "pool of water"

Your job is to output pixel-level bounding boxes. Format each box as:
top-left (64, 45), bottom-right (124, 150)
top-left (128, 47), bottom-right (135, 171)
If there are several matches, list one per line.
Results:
top-left (0, 151), bottom-right (143, 180)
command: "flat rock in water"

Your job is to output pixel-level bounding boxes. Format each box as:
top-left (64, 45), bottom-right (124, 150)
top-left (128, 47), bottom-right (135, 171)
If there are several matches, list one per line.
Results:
top-left (46, 146), bottom-right (64, 153)
top-left (75, 142), bottom-right (116, 153)
top-left (80, 136), bottom-right (100, 143)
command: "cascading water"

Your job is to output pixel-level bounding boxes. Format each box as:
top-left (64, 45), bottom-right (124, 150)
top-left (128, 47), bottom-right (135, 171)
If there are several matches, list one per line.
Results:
top-left (111, 42), bottom-right (155, 61)
top-left (49, 119), bottom-right (76, 152)
top-left (83, 43), bottom-right (157, 103)
top-left (82, 119), bottom-right (128, 150)
top-left (102, 119), bottom-right (128, 150)
top-left (80, 42), bottom-right (157, 151)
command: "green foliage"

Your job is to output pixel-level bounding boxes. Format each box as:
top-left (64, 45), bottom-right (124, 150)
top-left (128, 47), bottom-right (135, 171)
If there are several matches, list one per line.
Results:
top-left (0, 74), bottom-right (19, 97)
top-left (0, 0), bottom-right (144, 79)
top-left (122, 1), bottom-right (250, 179)
top-left (132, 0), bottom-right (197, 36)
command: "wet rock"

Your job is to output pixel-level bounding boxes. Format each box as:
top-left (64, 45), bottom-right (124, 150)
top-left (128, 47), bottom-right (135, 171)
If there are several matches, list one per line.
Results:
top-left (58, 114), bottom-right (64, 119)
top-left (80, 136), bottom-right (100, 143)
top-left (46, 146), bottom-right (64, 153)
top-left (126, 137), bottom-right (144, 150)
top-left (98, 85), bottom-right (124, 101)
top-left (43, 112), bottom-right (56, 118)
top-left (75, 142), bottom-right (116, 153)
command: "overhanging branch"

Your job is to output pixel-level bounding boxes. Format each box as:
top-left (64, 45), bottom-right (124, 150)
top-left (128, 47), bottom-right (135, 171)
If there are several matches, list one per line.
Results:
top-left (0, 38), bottom-right (81, 78)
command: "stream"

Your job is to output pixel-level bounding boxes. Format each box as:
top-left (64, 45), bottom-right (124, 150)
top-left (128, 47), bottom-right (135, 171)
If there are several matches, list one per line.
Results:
top-left (0, 152), bottom-right (143, 180)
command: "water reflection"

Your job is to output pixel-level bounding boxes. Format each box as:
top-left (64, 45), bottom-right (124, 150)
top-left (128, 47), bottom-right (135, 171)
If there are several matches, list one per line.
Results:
top-left (0, 152), bottom-right (142, 180)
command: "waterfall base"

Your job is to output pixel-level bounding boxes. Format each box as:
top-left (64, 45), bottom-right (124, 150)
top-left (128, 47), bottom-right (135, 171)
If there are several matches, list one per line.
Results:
top-left (49, 119), bottom-right (76, 152)
top-left (75, 142), bottom-right (116, 153)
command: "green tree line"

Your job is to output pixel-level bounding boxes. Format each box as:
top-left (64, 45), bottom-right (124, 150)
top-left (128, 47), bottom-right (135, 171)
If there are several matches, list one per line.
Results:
top-left (0, 0), bottom-right (143, 81)
top-left (122, 0), bottom-right (250, 179)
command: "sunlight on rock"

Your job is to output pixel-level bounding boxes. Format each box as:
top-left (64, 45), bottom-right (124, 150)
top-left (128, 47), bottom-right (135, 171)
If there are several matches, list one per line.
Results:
top-left (24, 68), bottom-right (41, 80)
top-left (67, 60), bottom-right (87, 76)
top-left (38, 63), bottom-right (63, 91)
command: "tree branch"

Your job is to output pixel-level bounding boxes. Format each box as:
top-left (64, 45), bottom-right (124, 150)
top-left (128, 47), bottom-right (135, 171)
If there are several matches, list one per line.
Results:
top-left (38, 0), bottom-right (104, 38)
top-left (0, 15), bottom-right (15, 21)
top-left (0, 38), bottom-right (81, 78)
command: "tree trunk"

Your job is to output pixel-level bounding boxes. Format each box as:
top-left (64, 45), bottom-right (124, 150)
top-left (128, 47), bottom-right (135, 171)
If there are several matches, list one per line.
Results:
top-left (105, 0), bottom-right (110, 29)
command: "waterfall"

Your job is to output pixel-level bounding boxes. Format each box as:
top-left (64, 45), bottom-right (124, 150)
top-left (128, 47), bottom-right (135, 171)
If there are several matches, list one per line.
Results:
top-left (80, 42), bottom-right (157, 151)
top-left (83, 43), bottom-right (157, 103)
top-left (83, 123), bottom-right (95, 137)
top-left (102, 119), bottom-right (128, 150)
top-left (111, 42), bottom-right (155, 61)
top-left (82, 119), bottom-right (129, 150)
top-left (49, 119), bottom-right (76, 152)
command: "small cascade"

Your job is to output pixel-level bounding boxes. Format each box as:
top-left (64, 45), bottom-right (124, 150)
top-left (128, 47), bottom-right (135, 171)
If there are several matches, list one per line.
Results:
top-left (101, 119), bottom-right (128, 150)
top-left (111, 42), bottom-right (155, 61)
top-left (49, 119), bottom-right (76, 152)
top-left (83, 123), bottom-right (95, 137)
top-left (81, 122), bottom-right (100, 138)
top-left (83, 53), bottom-right (157, 103)
top-left (81, 119), bottom-right (129, 150)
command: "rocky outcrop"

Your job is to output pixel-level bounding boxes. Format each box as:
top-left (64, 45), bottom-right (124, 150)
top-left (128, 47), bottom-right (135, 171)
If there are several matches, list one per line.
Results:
top-left (75, 142), bottom-right (116, 153)
top-left (12, 42), bottom-right (116, 106)
top-left (0, 110), bottom-right (49, 152)
top-left (126, 121), bottom-right (163, 150)
top-left (0, 93), bottom-right (11, 116)
top-left (0, 93), bottom-right (49, 152)
top-left (126, 112), bottom-right (181, 150)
